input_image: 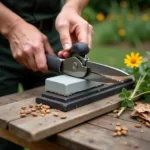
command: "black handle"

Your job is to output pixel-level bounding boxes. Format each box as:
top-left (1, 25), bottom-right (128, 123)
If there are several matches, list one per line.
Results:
top-left (70, 42), bottom-right (89, 57)
top-left (46, 54), bottom-right (62, 72)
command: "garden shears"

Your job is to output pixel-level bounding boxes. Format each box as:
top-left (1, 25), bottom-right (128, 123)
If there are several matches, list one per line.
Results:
top-left (46, 42), bottom-right (131, 84)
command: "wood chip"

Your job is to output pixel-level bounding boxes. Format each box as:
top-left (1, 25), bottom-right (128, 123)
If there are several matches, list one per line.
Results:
top-left (116, 122), bottom-right (121, 126)
top-left (29, 104), bottom-right (33, 108)
top-left (21, 106), bottom-right (26, 110)
top-left (45, 105), bottom-right (50, 109)
top-left (145, 122), bottom-right (150, 127)
top-left (40, 109), bottom-right (46, 114)
top-left (54, 112), bottom-right (59, 117)
top-left (121, 130), bottom-right (127, 136)
top-left (20, 114), bottom-right (26, 118)
top-left (46, 109), bottom-right (51, 113)
top-left (115, 126), bottom-right (121, 131)
top-left (112, 132), bottom-right (117, 137)
top-left (121, 127), bottom-right (128, 131)
top-left (32, 112), bottom-right (38, 117)
top-left (135, 124), bottom-right (142, 128)
top-left (40, 113), bottom-right (45, 117)
top-left (25, 110), bottom-right (31, 114)
top-left (20, 110), bottom-right (25, 114)
top-left (60, 115), bottom-right (67, 119)
top-left (116, 131), bottom-right (122, 136)
top-left (31, 108), bottom-right (36, 112)
top-left (75, 130), bottom-right (80, 133)
top-left (113, 110), bottom-right (119, 113)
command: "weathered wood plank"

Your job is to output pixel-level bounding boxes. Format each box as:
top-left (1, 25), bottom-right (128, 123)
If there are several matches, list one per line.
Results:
top-left (0, 86), bottom-right (44, 105)
top-left (0, 129), bottom-right (67, 150)
top-left (88, 115), bottom-right (150, 142)
top-left (107, 109), bottom-right (138, 123)
top-left (7, 94), bottom-right (122, 141)
top-left (55, 123), bottom-right (150, 150)
top-left (0, 98), bottom-right (36, 129)
top-left (5, 86), bottom-right (44, 102)
top-left (0, 97), bottom-right (16, 106)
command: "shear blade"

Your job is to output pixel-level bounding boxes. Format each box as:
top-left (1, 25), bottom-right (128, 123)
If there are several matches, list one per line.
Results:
top-left (86, 61), bottom-right (129, 76)
top-left (84, 72), bottom-right (123, 83)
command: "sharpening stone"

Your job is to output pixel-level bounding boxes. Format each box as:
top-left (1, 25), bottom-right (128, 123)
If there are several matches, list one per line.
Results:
top-left (45, 75), bottom-right (102, 96)
top-left (36, 75), bottom-right (134, 111)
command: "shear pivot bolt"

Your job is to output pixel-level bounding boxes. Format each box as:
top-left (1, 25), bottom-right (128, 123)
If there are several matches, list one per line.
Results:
top-left (72, 62), bottom-right (78, 70)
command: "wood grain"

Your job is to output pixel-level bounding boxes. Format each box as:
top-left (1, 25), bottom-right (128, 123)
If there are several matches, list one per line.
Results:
top-left (88, 115), bottom-right (150, 142)
top-left (5, 93), bottom-right (122, 141)
top-left (0, 98), bottom-right (36, 129)
top-left (56, 123), bottom-right (150, 150)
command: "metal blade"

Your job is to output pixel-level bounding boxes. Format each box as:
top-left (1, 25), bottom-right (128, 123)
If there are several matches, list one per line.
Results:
top-left (86, 61), bottom-right (129, 76)
top-left (84, 72), bottom-right (123, 83)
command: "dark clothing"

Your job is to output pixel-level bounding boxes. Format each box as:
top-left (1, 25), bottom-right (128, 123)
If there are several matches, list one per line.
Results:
top-left (0, 0), bottom-right (62, 97)
top-left (0, 0), bottom-right (62, 149)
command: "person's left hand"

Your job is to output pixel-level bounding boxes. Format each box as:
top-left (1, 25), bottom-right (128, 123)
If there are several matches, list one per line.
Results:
top-left (55, 5), bottom-right (94, 58)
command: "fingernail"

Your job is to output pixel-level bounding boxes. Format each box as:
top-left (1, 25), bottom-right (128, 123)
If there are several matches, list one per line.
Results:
top-left (63, 43), bottom-right (71, 50)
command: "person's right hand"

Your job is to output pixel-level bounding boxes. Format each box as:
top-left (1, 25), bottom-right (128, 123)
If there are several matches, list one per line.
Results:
top-left (7, 21), bottom-right (55, 72)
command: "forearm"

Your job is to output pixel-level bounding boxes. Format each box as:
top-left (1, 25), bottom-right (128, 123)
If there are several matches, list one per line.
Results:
top-left (0, 3), bottom-right (24, 38)
top-left (64, 0), bottom-right (89, 14)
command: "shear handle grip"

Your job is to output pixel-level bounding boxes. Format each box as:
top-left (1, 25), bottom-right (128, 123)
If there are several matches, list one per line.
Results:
top-left (46, 54), bottom-right (62, 73)
top-left (70, 42), bottom-right (89, 57)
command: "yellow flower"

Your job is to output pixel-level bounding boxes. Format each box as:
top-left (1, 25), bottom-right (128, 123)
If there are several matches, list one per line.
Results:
top-left (124, 52), bottom-right (143, 68)
top-left (120, 1), bottom-right (127, 8)
top-left (127, 13), bottom-right (134, 21)
top-left (96, 13), bottom-right (105, 21)
top-left (141, 14), bottom-right (149, 21)
top-left (118, 29), bottom-right (126, 37)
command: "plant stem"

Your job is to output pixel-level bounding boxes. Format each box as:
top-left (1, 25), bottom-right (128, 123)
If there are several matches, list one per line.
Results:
top-left (133, 91), bottom-right (150, 99)
top-left (117, 107), bottom-right (126, 117)
top-left (117, 71), bottom-right (148, 117)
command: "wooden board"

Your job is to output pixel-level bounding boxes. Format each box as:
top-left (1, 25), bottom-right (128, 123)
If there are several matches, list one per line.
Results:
top-left (0, 93), bottom-right (123, 141)
top-left (55, 123), bottom-right (150, 150)
top-left (89, 115), bottom-right (150, 142)
top-left (0, 129), bottom-right (67, 150)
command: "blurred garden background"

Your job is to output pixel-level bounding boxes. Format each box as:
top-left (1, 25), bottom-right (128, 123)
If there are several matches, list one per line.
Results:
top-left (82, 0), bottom-right (150, 69)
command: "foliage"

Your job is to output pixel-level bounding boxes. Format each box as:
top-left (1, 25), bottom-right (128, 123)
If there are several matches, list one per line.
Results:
top-left (88, 0), bottom-right (150, 14)
top-left (82, 1), bottom-right (150, 46)
top-left (118, 52), bottom-right (150, 116)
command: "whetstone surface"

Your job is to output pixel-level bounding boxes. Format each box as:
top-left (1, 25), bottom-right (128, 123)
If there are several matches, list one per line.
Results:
top-left (45, 75), bottom-right (102, 95)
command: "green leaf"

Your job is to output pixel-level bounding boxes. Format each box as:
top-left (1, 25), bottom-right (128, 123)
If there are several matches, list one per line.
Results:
top-left (127, 101), bottom-right (134, 108)
top-left (122, 88), bottom-right (128, 95)
top-left (121, 88), bottom-right (131, 98)
top-left (119, 93), bottom-right (126, 99)
top-left (122, 101), bottom-right (128, 107)
top-left (126, 91), bottom-right (131, 97)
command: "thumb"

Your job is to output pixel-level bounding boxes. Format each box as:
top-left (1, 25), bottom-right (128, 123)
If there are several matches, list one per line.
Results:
top-left (57, 24), bottom-right (72, 50)
top-left (43, 35), bottom-right (55, 56)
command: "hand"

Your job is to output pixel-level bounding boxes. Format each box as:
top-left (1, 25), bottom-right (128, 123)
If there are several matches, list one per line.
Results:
top-left (7, 21), bottom-right (55, 72)
top-left (55, 6), bottom-right (94, 58)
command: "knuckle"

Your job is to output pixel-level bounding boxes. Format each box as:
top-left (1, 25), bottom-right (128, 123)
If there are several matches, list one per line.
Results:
top-left (23, 46), bottom-right (32, 55)
top-left (13, 53), bottom-right (17, 59)
top-left (56, 22), bottom-right (68, 30)
top-left (38, 63), bottom-right (47, 71)
top-left (32, 43), bottom-right (40, 50)
top-left (60, 36), bottom-right (68, 42)
top-left (89, 24), bottom-right (93, 30)
top-left (43, 35), bottom-right (48, 41)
